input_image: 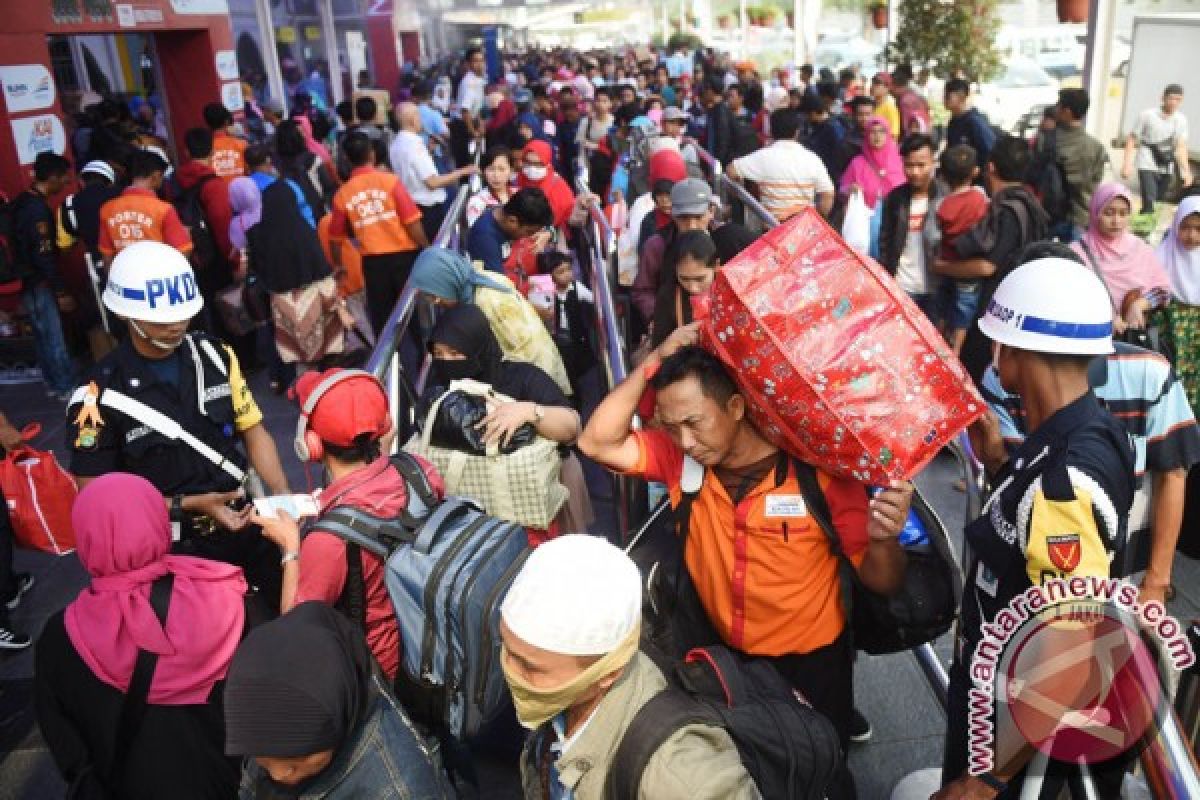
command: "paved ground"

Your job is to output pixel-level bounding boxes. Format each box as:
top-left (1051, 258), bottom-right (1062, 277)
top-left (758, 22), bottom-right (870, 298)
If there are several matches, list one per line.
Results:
top-left (1, 366), bottom-right (1198, 800)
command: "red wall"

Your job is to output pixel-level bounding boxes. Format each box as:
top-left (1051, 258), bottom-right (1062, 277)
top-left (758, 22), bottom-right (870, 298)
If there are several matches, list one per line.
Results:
top-left (0, 0), bottom-right (233, 197)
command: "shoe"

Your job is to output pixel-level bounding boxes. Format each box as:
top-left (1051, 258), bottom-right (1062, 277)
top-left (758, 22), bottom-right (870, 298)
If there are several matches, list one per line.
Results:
top-left (848, 707), bottom-right (873, 744)
top-left (4, 573), bottom-right (34, 611)
top-left (0, 624), bottom-right (31, 650)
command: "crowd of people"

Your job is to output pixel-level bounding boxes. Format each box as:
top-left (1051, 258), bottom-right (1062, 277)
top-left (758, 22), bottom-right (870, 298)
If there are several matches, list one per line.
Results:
top-left (0, 34), bottom-right (1198, 800)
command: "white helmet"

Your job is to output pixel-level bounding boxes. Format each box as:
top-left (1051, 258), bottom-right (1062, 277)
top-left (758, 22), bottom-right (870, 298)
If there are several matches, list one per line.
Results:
top-left (104, 241), bottom-right (203, 324)
top-left (977, 257), bottom-right (1113, 356)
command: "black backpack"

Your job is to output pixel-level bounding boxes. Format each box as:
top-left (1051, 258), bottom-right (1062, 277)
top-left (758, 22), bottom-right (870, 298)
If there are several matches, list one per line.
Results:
top-left (169, 174), bottom-right (220, 274)
top-left (1025, 129), bottom-right (1071, 226)
top-left (603, 644), bottom-right (841, 800)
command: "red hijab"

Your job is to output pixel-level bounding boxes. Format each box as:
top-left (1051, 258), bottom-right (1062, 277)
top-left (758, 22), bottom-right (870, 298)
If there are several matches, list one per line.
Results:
top-left (64, 473), bottom-right (247, 705)
top-left (517, 140), bottom-right (576, 228)
top-left (649, 150), bottom-right (688, 228)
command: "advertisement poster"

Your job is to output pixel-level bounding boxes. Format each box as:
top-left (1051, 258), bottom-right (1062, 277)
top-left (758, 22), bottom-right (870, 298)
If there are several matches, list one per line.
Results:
top-left (0, 64), bottom-right (56, 115)
top-left (10, 115), bottom-right (67, 165)
top-left (220, 81), bottom-right (244, 112)
top-left (215, 50), bottom-right (239, 81)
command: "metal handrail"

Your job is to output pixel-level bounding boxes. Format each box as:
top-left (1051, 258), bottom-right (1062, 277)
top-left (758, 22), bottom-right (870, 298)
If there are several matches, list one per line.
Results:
top-left (366, 144), bottom-right (481, 441)
top-left (691, 142), bottom-right (781, 228)
top-left (720, 166), bottom-right (1200, 796)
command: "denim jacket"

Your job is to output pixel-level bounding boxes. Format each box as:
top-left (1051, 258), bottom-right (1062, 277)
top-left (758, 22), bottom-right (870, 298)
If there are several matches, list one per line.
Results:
top-left (239, 675), bottom-right (451, 799)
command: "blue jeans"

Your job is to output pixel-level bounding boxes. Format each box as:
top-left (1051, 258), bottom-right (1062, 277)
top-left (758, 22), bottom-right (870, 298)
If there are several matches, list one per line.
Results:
top-left (21, 284), bottom-right (74, 393)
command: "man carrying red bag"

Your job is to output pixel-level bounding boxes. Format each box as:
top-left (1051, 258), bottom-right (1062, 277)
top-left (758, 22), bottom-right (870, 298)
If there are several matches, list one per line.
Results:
top-left (580, 322), bottom-right (911, 798)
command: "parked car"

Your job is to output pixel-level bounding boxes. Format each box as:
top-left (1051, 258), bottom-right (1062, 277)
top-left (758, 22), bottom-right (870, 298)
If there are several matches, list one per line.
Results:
top-left (975, 57), bottom-right (1061, 133)
top-left (996, 25), bottom-right (1085, 79)
top-left (813, 35), bottom-right (882, 79)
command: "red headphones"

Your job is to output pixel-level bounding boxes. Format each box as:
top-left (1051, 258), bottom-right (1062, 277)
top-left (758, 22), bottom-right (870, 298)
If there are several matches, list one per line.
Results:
top-left (293, 369), bottom-right (391, 463)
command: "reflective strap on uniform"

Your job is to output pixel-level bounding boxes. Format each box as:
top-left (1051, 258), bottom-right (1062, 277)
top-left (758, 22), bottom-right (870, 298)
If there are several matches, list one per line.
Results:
top-left (98, 388), bottom-right (246, 483)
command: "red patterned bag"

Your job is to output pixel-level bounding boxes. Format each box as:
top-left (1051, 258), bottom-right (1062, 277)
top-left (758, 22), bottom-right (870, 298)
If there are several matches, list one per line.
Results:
top-left (702, 208), bottom-right (984, 484)
top-left (1, 423), bottom-right (78, 555)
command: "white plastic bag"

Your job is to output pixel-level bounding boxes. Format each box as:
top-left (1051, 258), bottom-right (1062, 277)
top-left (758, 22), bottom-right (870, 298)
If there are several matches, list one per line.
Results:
top-left (841, 190), bottom-right (872, 255)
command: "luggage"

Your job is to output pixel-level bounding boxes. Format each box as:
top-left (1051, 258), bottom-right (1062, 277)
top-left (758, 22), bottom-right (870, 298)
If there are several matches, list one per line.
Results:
top-left (0, 423), bottom-right (77, 555)
top-left (406, 379), bottom-right (568, 529)
top-left (307, 453), bottom-right (530, 740)
top-left (604, 644), bottom-right (841, 800)
top-left (702, 207), bottom-right (984, 484)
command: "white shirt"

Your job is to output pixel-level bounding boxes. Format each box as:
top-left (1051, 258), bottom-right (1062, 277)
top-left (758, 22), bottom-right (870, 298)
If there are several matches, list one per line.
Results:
top-left (731, 140), bottom-right (834, 221)
top-left (1133, 108), bottom-right (1188, 172)
top-left (390, 130), bottom-right (445, 207)
top-left (896, 195), bottom-right (930, 295)
top-left (457, 71), bottom-right (487, 117)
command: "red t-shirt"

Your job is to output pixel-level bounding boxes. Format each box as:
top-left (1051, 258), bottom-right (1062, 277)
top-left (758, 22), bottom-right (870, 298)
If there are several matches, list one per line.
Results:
top-left (297, 456), bottom-right (444, 679)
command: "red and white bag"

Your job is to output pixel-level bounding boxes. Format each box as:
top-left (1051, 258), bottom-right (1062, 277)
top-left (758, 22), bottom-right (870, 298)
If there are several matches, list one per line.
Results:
top-left (1, 424), bottom-right (77, 555)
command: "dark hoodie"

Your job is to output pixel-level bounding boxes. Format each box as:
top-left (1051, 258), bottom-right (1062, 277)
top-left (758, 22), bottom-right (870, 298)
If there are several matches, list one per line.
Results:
top-left (173, 160), bottom-right (234, 270)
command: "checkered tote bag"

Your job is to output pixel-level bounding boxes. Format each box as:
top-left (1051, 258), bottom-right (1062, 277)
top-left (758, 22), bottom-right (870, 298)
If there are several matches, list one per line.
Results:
top-left (405, 380), bottom-right (567, 529)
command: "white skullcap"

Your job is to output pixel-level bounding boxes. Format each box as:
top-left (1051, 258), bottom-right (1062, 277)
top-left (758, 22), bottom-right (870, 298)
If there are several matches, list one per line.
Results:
top-left (501, 534), bottom-right (642, 656)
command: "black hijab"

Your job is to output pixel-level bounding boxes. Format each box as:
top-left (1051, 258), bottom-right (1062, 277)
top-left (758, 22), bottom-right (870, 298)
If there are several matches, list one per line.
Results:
top-left (223, 601), bottom-right (372, 760)
top-left (245, 179), bottom-right (332, 294)
top-left (711, 223), bottom-right (758, 265)
top-left (428, 304), bottom-right (504, 387)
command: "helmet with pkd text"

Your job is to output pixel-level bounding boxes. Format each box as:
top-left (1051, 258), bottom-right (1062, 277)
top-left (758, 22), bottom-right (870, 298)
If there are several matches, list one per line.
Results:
top-left (103, 241), bottom-right (204, 324)
top-left (976, 257), bottom-right (1114, 356)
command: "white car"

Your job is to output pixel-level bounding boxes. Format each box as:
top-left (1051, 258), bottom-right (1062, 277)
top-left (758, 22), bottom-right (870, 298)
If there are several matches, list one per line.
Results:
top-left (813, 36), bottom-right (883, 79)
top-left (974, 57), bottom-right (1061, 133)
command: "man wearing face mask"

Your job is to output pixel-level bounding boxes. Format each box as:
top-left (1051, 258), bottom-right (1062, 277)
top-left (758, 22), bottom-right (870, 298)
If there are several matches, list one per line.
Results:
top-left (65, 241), bottom-right (290, 608)
top-left (501, 534), bottom-right (758, 799)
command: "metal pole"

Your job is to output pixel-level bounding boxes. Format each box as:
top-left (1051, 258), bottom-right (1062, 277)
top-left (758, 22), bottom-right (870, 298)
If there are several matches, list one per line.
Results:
top-left (739, 0), bottom-right (747, 59)
top-left (1082, 0), bottom-right (1117, 141)
top-left (254, 0), bottom-right (288, 116)
top-left (318, 0), bottom-right (343, 107)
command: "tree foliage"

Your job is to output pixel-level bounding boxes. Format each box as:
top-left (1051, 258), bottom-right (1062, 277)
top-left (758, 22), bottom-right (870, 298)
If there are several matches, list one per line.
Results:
top-left (886, 0), bottom-right (1003, 82)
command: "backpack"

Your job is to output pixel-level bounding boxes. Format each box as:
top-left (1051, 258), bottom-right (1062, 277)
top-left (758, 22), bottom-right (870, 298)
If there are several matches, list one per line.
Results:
top-left (0, 192), bottom-right (22, 290)
top-left (1025, 129), bottom-right (1071, 225)
top-left (731, 116), bottom-right (760, 160)
top-left (304, 453), bottom-right (530, 740)
top-left (603, 644), bottom-right (842, 800)
top-left (666, 454), bottom-right (962, 656)
top-left (169, 174), bottom-right (220, 273)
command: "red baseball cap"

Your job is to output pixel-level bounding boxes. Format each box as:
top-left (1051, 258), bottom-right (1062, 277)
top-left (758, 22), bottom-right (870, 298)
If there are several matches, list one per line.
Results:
top-left (291, 369), bottom-right (391, 447)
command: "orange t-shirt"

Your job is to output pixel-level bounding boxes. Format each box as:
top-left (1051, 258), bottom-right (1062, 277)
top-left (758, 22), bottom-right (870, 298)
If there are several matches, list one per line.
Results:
top-left (318, 213), bottom-right (364, 296)
top-left (627, 430), bottom-right (869, 657)
top-left (210, 133), bottom-right (247, 182)
top-left (329, 167), bottom-right (423, 256)
top-left (98, 188), bottom-right (193, 258)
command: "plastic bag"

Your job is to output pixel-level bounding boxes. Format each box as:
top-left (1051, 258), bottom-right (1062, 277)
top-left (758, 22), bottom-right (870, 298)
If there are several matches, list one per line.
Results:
top-left (841, 190), bottom-right (871, 255)
top-left (420, 384), bottom-right (537, 456)
top-left (702, 208), bottom-right (984, 484)
top-left (1, 424), bottom-right (77, 555)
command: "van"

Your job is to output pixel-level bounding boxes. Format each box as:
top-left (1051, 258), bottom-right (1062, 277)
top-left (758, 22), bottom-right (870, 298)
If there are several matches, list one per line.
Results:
top-left (995, 25), bottom-right (1086, 79)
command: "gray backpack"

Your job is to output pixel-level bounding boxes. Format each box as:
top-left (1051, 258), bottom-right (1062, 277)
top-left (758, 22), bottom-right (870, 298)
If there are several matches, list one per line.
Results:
top-left (306, 453), bottom-right (531, 739)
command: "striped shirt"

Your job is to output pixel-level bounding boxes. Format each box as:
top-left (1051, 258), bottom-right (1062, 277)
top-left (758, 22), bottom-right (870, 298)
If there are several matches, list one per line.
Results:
top-left (731, 140), bottom-right (833, 221)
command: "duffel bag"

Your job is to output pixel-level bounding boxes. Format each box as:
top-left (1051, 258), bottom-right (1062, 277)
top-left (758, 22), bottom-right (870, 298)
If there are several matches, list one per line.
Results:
top-left (1, 423), bottom-right (77, 555)
top-left (406, 379), bottom-right (568, 529)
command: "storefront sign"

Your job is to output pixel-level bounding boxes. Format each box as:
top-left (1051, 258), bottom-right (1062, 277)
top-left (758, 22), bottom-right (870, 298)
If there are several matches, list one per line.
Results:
top-left (304, 26), bottom-right (321, 41)
top-left (10, 115), bottom-right (67, 165)
top-left (277, 26), bottom-right (297, 43)
top-left (115, 3), bottom-right (166, 27)
top-left (215, 50), bottom-right (239, 81)
top-left (170, 0), bottom-right (230, 12)
top-left (220, 81), bottom-right (243, 113)
top-left (0, 65), bottom-right (56, 115)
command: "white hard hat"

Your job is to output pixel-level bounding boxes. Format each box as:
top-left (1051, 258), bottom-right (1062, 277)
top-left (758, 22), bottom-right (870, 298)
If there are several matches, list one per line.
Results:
top-left (104, 241), bottom-right (203, 324)
top-left (501, 534), bottom-right (642, 656)
top-left (977, 257), bottom-right (1113, 356)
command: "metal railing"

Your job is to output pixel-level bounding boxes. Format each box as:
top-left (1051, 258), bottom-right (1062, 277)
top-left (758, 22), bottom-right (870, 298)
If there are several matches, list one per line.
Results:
top-left (690, 143), bottom-right (1200, 797)
top-left (366, 146), bottom-right (480, 441)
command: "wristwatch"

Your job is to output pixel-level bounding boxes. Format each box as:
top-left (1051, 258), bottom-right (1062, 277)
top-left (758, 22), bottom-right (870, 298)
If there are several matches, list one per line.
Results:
top-left (169, 494), bottom-right (185, 523)
top-left (532, 404), bottom-right (545, 424)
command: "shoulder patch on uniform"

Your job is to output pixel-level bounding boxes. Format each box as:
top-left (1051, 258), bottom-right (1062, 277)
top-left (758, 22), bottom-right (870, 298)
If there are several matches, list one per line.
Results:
top-left (1046, 534), bottom-right (1082, 571)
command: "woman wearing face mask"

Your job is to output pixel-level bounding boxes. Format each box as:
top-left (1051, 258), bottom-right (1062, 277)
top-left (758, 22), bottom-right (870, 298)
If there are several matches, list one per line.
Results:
top-left (410, 247), bottom-right (572, 396)
top-left (35, 473), bottom-right (250, 800)
top-left (651, 230), bottom-right (719, 347)
top-left (427, 305), bottom-right (581, 546)
top-left (466, 146), bottom-right (516, 228)
top-left (517, 140), bottom-right (589, 230)
top-left (224, 602), bottom-right (451, 799)
top-left (1071, 182), bottom-right (1171, 334)
top-left (1155, 196), bottom-right (1200, 412)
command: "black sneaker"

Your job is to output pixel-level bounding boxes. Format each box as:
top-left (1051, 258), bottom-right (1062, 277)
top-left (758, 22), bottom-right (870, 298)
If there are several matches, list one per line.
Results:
top-left (0, 624), bottom-right (31, 650)
top-left (4, 573), bottom-right (35, 611)
top-left (848, 707), bottom-right (873, 744)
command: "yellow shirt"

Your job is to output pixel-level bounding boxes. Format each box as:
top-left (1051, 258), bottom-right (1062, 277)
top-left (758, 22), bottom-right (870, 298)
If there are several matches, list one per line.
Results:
top-left (224, 345), bottom-right (264, 431)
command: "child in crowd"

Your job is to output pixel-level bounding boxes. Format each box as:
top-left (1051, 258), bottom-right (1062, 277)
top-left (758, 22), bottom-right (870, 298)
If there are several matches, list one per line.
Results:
top-left (936, 144), bottom-right (990, 354)
top-left (529, 252), bottom-right (596, 406)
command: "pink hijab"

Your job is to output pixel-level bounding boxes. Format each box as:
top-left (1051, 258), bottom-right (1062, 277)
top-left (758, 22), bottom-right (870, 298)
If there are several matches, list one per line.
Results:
top-left (293, 114), bottom-right (335, 174)
top-left (1072, 181), bottom-right (1170, 312)
top-left (839, 115), bottom-right (906, 208)
top-left (64, 474), bottom-right (247, 706)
